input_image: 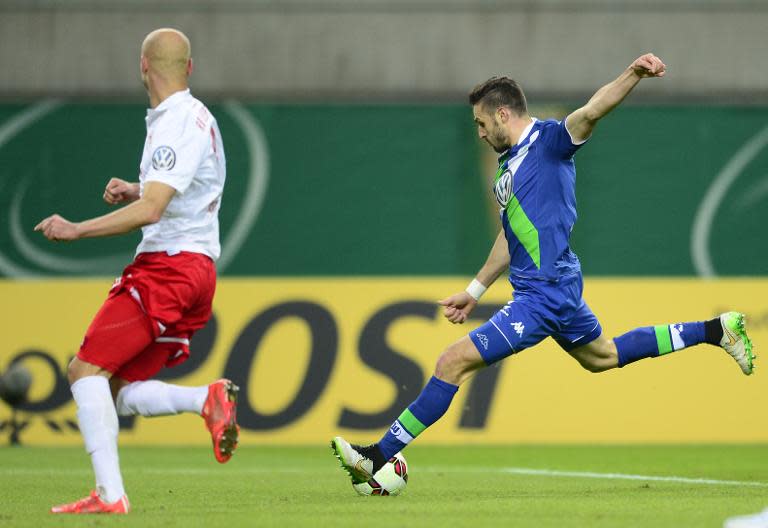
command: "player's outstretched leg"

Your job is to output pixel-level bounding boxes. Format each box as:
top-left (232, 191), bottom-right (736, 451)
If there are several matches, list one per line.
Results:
top-left (615, 311), bottom-right (754, 375)
top-left (115, 379), bottom-right (209, 417)
top-left (115, 378), bottom-right (240, 463)
top-left (331, 337), bottom-right (482, 482)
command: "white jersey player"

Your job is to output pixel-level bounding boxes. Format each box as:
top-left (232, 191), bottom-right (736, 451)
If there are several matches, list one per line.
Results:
top-left (36, 28), bottom-right (239, 515)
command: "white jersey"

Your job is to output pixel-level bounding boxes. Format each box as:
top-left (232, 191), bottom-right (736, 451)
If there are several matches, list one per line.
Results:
top-left (136, 89), bottom-right (226, 261)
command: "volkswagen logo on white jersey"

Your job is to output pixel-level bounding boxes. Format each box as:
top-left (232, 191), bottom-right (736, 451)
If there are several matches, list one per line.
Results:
top-left (494, 170), bottom-right (513, 208)
top-left (152, 145), bottom-right (176, 171)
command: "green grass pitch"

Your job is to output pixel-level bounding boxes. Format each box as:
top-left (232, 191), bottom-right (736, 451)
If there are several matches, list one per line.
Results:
top-left (1, 445), bottom-right (767, 527)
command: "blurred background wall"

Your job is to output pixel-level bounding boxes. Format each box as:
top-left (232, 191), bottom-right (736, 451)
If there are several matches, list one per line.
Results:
top-left (1, 0), bottom-right (767, 446)
top-left (1, 0), bottom-right (766, 101)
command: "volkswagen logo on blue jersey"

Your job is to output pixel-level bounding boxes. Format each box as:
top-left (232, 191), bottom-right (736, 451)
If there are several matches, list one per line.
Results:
top-left (151, 145), bottom-right (176, 171)
top-left (494, 170), bottom-right (513, 208)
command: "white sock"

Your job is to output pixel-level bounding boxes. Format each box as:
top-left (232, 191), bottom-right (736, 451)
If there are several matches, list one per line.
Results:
top-left (71, 376), bottom-right (125, 503)
top-left (115, 380), bottom-right (208, 417)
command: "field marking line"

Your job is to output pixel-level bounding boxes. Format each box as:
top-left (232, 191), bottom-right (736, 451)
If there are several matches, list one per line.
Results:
top-left (497, 467), bottom-right (768, 487)
top-left (2, 465), bottom-right (767, 487)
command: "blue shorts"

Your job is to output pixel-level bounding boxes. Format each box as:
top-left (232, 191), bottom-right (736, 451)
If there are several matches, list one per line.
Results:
top-left (469, 273), bottom-right (602, 364)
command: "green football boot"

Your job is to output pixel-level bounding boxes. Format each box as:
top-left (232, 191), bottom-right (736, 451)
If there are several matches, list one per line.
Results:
top-left (330, 436), bottom-right (374, 484)
top-left (719, 312), bottom-right (755, 375)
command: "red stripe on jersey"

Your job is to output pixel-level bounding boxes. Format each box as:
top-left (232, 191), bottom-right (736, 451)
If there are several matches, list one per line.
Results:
top-left (210, 127), bottom-right (217, 153)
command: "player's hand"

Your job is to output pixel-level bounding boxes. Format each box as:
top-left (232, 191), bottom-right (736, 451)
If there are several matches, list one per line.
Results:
top-left (629, 53), bottom-right (666, 78)
top-left (34, 214), bottom-right (81, 241)
top-left (104, 178), bottom-right (138, 204)
top-left (437, 291), bottom-right (478, 324)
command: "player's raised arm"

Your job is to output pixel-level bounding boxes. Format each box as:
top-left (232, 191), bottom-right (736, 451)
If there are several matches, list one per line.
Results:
top-left (35, 181), bottom-right (175, 241)
top-left (439, 230), bottom-right (510, 324)
top-left (566, 53), bottom-right (666, 143)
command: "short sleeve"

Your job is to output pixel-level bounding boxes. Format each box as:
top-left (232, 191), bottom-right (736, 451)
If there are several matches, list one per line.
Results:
top-left (539, 118), bottom-right (588, 160)
top-left (144, 116), bottom-right (208, 194)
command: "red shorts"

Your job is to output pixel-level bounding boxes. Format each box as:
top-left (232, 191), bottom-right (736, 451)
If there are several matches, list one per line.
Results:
top-left (77, 251), bottom-right (216, 382)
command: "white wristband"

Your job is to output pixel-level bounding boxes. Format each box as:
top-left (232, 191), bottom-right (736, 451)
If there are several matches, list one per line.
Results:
top-left (465, 279), bottom-right (487, 301)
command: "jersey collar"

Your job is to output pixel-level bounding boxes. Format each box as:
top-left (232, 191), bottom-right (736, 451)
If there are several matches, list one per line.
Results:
top-left (146, 89), bottom-right (191, 124)
top-left (497, 118), bottom-right (538, 165)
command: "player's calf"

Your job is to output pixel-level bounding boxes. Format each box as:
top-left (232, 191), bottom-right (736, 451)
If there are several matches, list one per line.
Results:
top-left (567, 334), bottom-right (619, 373)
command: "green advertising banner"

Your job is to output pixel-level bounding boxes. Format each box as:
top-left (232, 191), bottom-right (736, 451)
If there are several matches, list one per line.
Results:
top-left (0, 102), bottom-right (766, 277)
top-left (572, 107), bottom-right (768, 277)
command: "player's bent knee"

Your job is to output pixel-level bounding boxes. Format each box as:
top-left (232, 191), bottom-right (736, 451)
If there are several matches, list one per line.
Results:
top-left (110, 377), bottom-right (131, 403)
top-left (434, 349), bottom-right (459, 383)
top-left (434, 338), bottom-right (485, 386)
top-left (66, 358), bottom-right (81, 385)
top-left (67, 357), bottom-right (112, 385)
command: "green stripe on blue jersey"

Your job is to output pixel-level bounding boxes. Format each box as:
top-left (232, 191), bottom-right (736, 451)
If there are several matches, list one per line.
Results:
top-left (505, 197), bottom-right (541, 269)
top-left (495, 161), bottom-right (541, 270)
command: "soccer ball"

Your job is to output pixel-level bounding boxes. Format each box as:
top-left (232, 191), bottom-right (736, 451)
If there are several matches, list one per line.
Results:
top-left (352, 452), bottom-right (409, 496)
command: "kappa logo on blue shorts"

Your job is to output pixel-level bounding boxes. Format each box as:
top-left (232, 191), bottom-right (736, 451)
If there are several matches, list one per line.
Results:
top-left (151, 145), bottom-right (176, 170)
top-left (476, 333), bottom-right (489, 350)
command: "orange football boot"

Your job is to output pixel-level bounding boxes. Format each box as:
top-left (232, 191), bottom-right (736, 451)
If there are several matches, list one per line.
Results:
top-left (201, 378), bottom-right (240, 463)
top-left (51, 491), bottom-right (129, 514)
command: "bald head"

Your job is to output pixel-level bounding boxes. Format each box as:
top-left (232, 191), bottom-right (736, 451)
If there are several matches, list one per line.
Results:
top-left (141, 28), bottom-right (191, 80)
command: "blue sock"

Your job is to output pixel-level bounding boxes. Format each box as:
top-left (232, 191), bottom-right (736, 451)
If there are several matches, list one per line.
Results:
top-left (377, 376), bottom-right (458, 460)
top-left (615, 321), bottom-right (706, 367)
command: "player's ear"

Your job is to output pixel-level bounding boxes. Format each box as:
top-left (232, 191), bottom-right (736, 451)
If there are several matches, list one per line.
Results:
top-left (140, 55), bottom-right (149, 74)
top-left (496, 106), bottom-right (509, 124)
top-left (186, 58), bottom-right (194, 77)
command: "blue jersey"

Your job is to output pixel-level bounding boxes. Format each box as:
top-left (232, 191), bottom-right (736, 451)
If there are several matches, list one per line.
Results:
top-left (492, 118), bottom-right (586, 283)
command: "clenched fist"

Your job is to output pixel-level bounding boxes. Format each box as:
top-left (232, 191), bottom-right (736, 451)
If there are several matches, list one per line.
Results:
top-left (438, 291), bottom-right (478, 324)
top-left (629, 53), bottom-right (666, 78)
top-left (104, 178), bottom-right (140, 205)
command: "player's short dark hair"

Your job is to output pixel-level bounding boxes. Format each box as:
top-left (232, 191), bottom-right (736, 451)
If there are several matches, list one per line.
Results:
top-left (468, 77), bottom-right (528, 116)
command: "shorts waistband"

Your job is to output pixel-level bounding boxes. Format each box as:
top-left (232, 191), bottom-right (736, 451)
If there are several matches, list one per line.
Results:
top-left (136, 250), bottom-right (213, 260)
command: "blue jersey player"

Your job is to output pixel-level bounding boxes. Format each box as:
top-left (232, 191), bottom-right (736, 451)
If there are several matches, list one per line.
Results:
top-left (331, 53), bottom-right (755, 482)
